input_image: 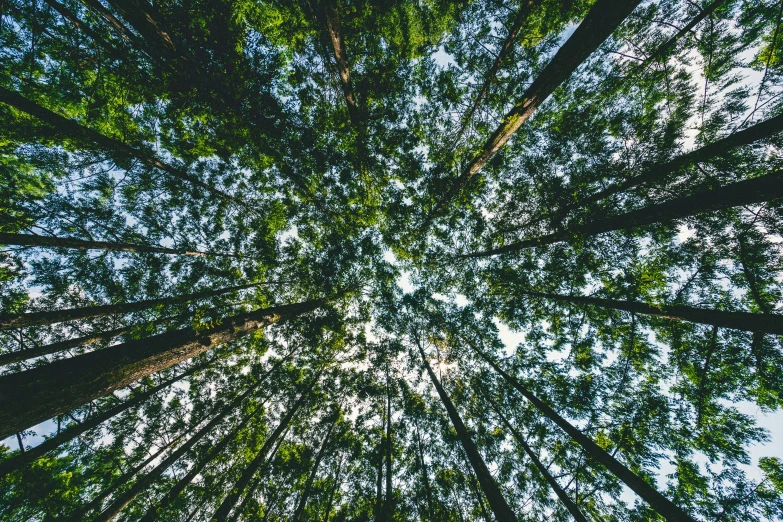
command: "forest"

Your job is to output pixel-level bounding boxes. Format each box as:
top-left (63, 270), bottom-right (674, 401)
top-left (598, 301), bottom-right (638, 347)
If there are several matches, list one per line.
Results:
top-left (1, 0), bottom-right (782, 520)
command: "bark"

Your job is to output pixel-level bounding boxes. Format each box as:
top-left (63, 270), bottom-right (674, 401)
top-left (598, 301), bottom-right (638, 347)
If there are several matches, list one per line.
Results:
top-left (230, 431), bottom-right (289, 522)
top-left (0, 362), bottom-right (204, 478)
top-left (414, 424), bottom-right (433, 520)
top-left (0, 281), bottom-right (266, 330)
top-left (375, 410), bottom-right (385, 522)
top-left (492, 403), bottom-right (588, 522)
top-left (452, 1), bottom-right (540, 147)
top-left (428, 0), bottom-right (642, 221)
top-left (0, 86), bottom-right (251, 210)
top-left (211, 388), bottom-right (311, 522)
top-left (384, 376), bottom-right (393, 516)
top-left (79, 0), bottom-right (139, 44)
top-left (0, 299), bottom-right (324, 440)
top-left (470, 344), bottom-right (698, 522)
top-left (91, 382), bottom-right (262, 522)
top-left (42, 0), bottom-right (119, 56)
top-left (323, 0), bottom-right (360, 126)
top-left (467, 168), bottom-right (783, 257)
top-left (293, 412), bottom-right (339, 521)
top-left (0, 232), bottom-right (233, 257)
top-left (515, 290), bottom-right (783, 334)
top-left (416, 340), bottom-right (517, 521)
top-left (323, 454), bottom-right (343, 522)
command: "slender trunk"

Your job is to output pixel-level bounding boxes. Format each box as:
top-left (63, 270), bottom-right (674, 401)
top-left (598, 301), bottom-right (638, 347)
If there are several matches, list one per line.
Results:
top-left (384, 376), bottom-right (393, 516)
top-left (375, 408), bottom-right (385, 522)
top-left (452, 1), bottom-right (540, 147)
top-left (0, 281), bottom-right (266, 330)
top-left (78, 0), bottom-right (139, 44)
top-left (15, 433), bottom-right (24, 453)
top-left (211, 388), bottom-right (311, 522)
top-left (293, 413), bottom-right (339, 521)
top-left (0, 86), bottom-right (250, 210)
top-left (737, 235), bottom-right (773, 315)
top-left (428, 0), bottom-right (642, 221)
top-left (414, 424), bottom-right (433, 519)
top-left (323, 455), bottom-right (343, 522)
top-left (416, 340), bottom-right (517, 521)
top-left (696, 326), bottom-right (719, 427)
top-left (323, 0), bottom-right (359, 126)
top-left (492, 403), bottom-right (588, 522)
top-left (515, 290), bottom-right (783, 334)
top-left (467, 168), bottom-right (783, 257)
top-left (42, 0), bottom-right (118, 56)
top-left (230, 430), bottom-right (289, 522)
top-left (0, 232), bottom-right (234, 257)
top-left (0, 299), bottom-right (324, 440)
top-left (90, 382), bottom-right (262, 522)
top-left (0, 362), bottom-right (204, 477)
top-left (470, 343), bottom-right (697, 522)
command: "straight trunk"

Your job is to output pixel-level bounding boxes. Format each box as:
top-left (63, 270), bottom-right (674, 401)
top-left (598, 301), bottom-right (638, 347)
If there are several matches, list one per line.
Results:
top-left (384, 377), bottom-right (393, 516)
top-left (416, 340), bottom-right (517, 521)
top-left (323, 455), bottom-right (343, 522)
top-left (414, 424), bottom-right (433, 520)
top-left (492, 403), bottom-right (588, 522)
top-left (78, 0), bottom-right (140, 44)
top-left (470, 344), bottom-right (697, 522)
top-left (0, 281), bottom-right (266, 330)
top-left (0, 232), bottom-right (233, 257)
top-left (91, 382), bottom-right (262, 522)
top-left (468, 168), bottom-right (783, 257)
top-left (452, 0), bottom-right (540, 147)
top-left (0, 362), bottom-right (204, 478)
top-left (211, 388), bottom-right (311, 521)
top-left (230, 430), bottom-right (289, 522)
top-left (375, 411), bottom-right (385, 522)
top-left (323, 0), bottom-right (359, 126)
top-left (517, 290), bottom-right (783, 334)
top-left (0, 299), bottom-right (324, 440)
top-left (42, 0), bottom-right (119, 56)
top-left (428, 0), bottom-right (642, 221)
top-left (0, 86), bottom-right (250, 210)
top-left (293, 413), bottom-right (338, 521)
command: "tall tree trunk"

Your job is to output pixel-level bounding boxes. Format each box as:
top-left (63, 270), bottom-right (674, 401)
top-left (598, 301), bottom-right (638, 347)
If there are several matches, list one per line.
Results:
top-left (467, 168), bottom-right (783, 257)
top-left (42, 0), bottom-right (119, 56)
top-left (0, 86), bottom-right (251, 210)
top-left (0, 232), bottom-right (234, 257)
top-left (211, 388), bottom-right (312, 521)
top-left (427, 0), bottom-right (642, 221)
top-left (513, 290), bottom-right (783, 334)
top-left (375, 408), bottom-right (385, 522)
top-left (416, 340), bottom-right (517, 521)
top-left (0, 281), bottom-right (267, 330)
top-left (322, 454), bottom-right (343, 522)
top-left (90, 381), bottom-right (263, 522)
top-left (230, 429), bottom-right (289, 522)
top-left (293, 411), bottom-right (339, 521)
top-left (322, 0), bottom-right (359, 126)
top-left (384, 373), bottom-right (394, 517)
top-left (0, 361), bottom-right (205, 478)
top-left (491, 402), bottom-right (588, 522)
top-left (452, 0), bottom-right (540, 147)
top-left (0, 299), bottom-right (324, 440)
top-left (470, 343), bottom-right (697, 522)
top-left (78, 0), bottom-right (140, 45)
top-left (414, 424), bottom-right (433, 520)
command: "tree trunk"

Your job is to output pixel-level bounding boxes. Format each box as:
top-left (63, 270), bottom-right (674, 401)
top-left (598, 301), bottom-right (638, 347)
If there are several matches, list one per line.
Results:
top-left (375, 409), bottom-right (385, 522)
top-left (427, 0), bottom-right (642, 221)
top-left (323, 0), bottom-right (359, 126)
top-left (492, 403), bottom-right (588, 522)
top-left (517, 290), bottom-right (783, 334)
top-left (0, 361), bottom-right (205, 478)
top-left (90, 381), bottom-right (263, 522)
top-left (467, 168), bottom-right (783, 257)
top-left (470, 343), bottom-right (697, 522)
top-left (78, 0), bottom-right (140, 45)
top-left (293, 411), bottom-right (339, 521)
top-left (42, 0), bottom-right (119, 57)
top-left (452, 0), bottom-right (540, 147)
top-left (416, 340), bottom-right (517, 521)
top-left (0, 86), bottom-right (251, 210)
top-left (384, 374), bottom-right (393, 517)
top-left (0, 232), bottom-right (234, 257)
top-left (322, 455), bottom-right (343, 522)
top-left (414, 424), bottom-right (433, 520)
top-left (0, 281), bottom-right (267, 330)
top-left (211, 388), bottom-right (311, 522)
top-left (0, 299), bottom-right (324, 440)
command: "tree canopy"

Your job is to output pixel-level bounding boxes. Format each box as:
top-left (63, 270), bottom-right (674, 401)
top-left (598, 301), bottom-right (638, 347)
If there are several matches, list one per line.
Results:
top-left (1, 0), bottom-right (783, 520)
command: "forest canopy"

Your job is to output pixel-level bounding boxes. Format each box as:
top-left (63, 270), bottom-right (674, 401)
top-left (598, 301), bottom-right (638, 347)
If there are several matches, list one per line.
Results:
top-left (1, 0), bottom-right (783, 520)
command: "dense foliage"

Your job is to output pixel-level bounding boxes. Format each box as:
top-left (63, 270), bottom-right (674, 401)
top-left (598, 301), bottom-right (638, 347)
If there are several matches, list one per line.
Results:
top-left (1, 0), bottom-right (782, 520)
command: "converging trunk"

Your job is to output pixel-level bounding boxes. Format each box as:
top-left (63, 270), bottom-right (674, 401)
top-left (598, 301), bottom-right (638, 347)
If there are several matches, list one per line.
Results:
top-left (0, 299), bottom-right (324, 439)
top-left (293, 411), bottom-right (339, 521)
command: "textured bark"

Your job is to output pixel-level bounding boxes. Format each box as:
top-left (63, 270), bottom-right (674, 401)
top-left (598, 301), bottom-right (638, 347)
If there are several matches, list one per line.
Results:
top-left (0, 87), bottom-right (250, 209)
top-left (0, 362), bottom-right (204, 478)
top-left (91, 383), bottom-right (261, 522)
top-left (79, 0), bottom-right (139, 44)
top-left (467, 168), bottom-right (783, 257)
top-left (211, 389), bottom-right (311, 522)
top-left (492, 404), bottom-right (588, 522)
top-left (0, 299), bottom-right (324, 439)
top-left (452, 0), bottom-right (540, 147)
top-left (0, 232), bottom-right (233, 257)
top-left (323, 0), bottom-right (360, 126)
top-left (417, 341), bottom-right (517, 521)
top-left (428, 0), bottom-right (642, 221)
top-left (0, 281), bottom-right (265, 330)
top-left (471, 345), bottom-right (698, 522)
top-left (293, 413), bottom-right (338, 521)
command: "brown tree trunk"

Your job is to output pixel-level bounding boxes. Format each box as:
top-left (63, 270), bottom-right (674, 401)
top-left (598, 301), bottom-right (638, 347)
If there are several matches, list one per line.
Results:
top-left (0, 299), bottom-right (324, 440)
top-left (414, 424), bottom-right (433, 520)
top-left (427, 0), bottom-right (642, 221)
top-left (211, 388), bottom-right (312, 521)
top-left (470, 343), bottom-right (697, 522)
top-left (0, 361), bottom-right (205, 478)
top-left (0, 232), bottom-right (233, 257)
top-left (384, 375), bottom-right (394, 517)
top-left (42, 0), bottom-right (118, 56)
top-left (375, 408), bottom-right (385, 522)
top-left (293, 411), bottom-right (339, 521)
top-left (323, 0), bottom-right (360, 126)
top-left (322, 455), bottom-right (343, 522)
top-left (416, 340), bottom-right (517, 521)
top-left (467, 168), bottom-right (783, 257)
